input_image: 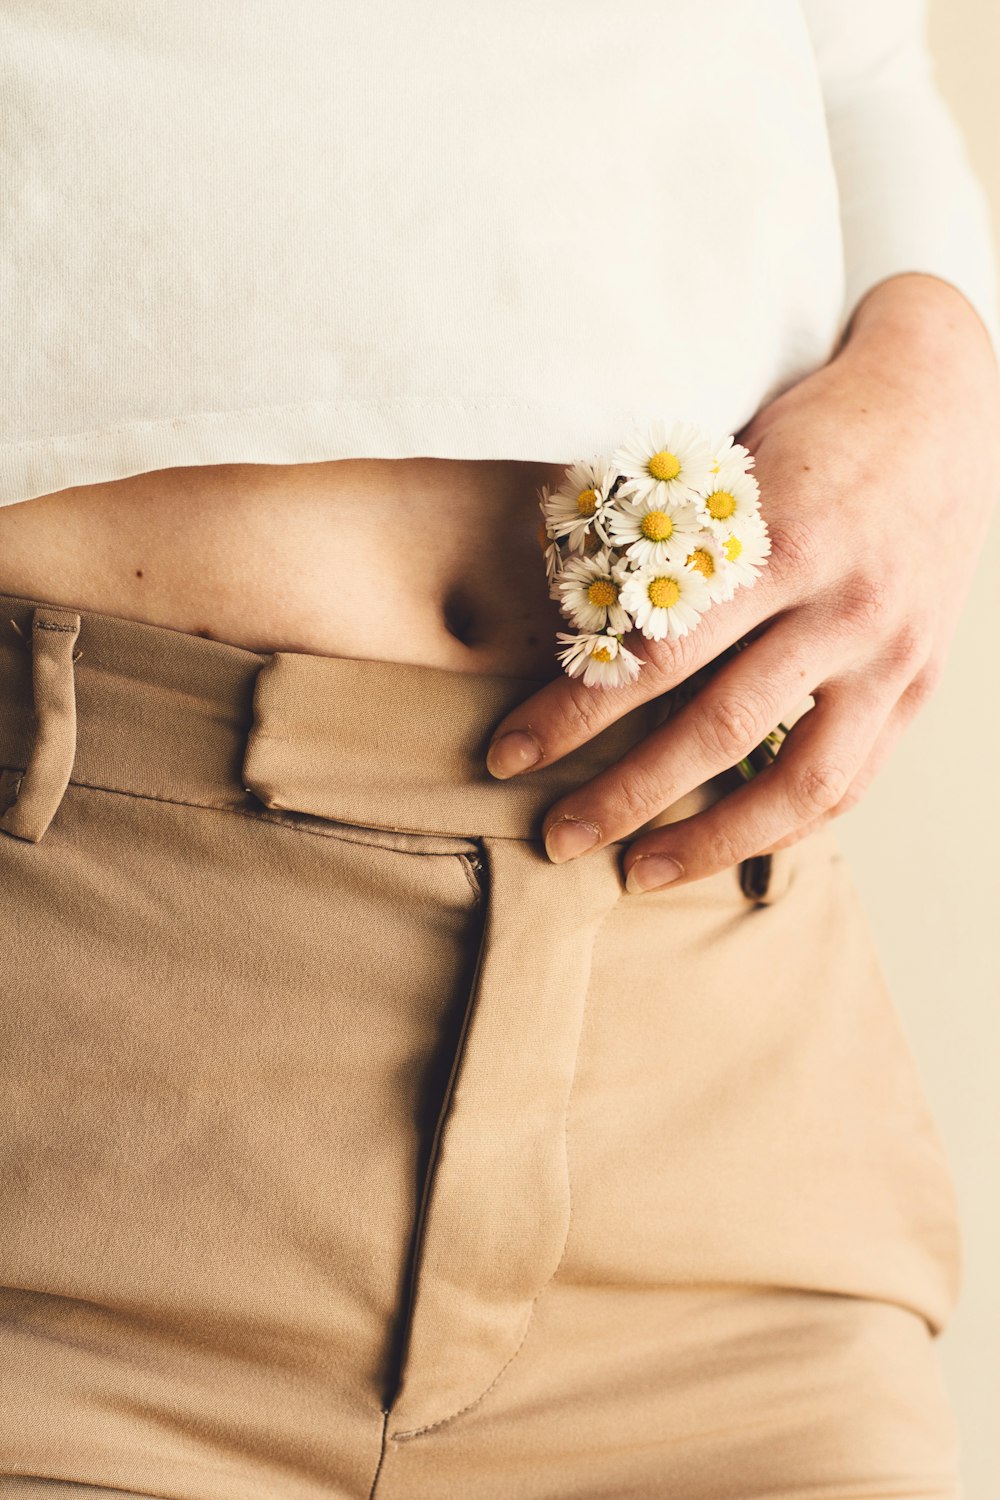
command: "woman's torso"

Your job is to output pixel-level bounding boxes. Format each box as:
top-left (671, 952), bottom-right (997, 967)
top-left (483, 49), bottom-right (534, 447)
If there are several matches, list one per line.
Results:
top-left (0, 2), bottom-right (844, 669)
top-left (0, 459), bottom-right (571, 675)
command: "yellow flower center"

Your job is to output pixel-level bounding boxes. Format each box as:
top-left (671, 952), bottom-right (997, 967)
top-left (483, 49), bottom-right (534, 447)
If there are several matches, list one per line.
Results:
top-left (587, 579), bottom-right (618, 607)
top-left (576, 487), bottom-right (598, 517)
top-left (724, 535), bottom-right (743, 562)
top-left (647, 576), bottom-right (680, 610)
top-left (687, 547), bottom-right (715, 578)
top-left (647, 450), bottom-right (681, 482)
top-left (706, 490), bottom-right (737, 520)
top-left (640, 509), bottom-right (674, 542)
top-left (590, 645), bottom-right (613, 663)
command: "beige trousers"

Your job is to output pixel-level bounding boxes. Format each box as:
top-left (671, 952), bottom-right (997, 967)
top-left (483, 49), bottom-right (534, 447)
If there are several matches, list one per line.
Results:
top-left (0, 589), bottom-right (963, 1499)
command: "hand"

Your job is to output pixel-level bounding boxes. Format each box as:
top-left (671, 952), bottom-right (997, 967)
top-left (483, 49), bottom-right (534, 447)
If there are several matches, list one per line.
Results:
top-left (484, 274), bottom-right (1000, 890)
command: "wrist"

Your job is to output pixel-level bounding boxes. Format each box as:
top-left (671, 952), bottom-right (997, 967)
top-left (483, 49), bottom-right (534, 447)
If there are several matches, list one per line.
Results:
top-left (841, 272), bottom-right (998, 374)
top-left (836, 273), bottom-right (1000, 436)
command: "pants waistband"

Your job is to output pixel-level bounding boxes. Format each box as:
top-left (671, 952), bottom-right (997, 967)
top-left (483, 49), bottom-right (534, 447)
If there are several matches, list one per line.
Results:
top-left (0, 589), bottom-right (688, 844)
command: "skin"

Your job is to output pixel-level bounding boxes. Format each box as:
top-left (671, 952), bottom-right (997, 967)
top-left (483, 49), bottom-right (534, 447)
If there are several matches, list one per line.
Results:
top-left (0, 457), bottom-right (572, 675)
top-left (484, 272), bottom-right (1000, 890)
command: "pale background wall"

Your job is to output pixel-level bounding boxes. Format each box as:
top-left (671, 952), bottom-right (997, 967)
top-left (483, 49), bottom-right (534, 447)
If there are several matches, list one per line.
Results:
top-left (837, 2), bottom-right (999, 1494)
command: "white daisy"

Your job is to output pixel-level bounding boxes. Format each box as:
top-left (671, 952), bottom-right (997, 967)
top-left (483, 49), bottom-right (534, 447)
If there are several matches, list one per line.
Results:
top-left (606, 492), bottom-right (703, 568)
top-left (540, 455), bottom-right (617, 553)
top-left (683, 532), bottom-right (736, 603)
top-left (551, 532), bottom-right (604, 610)
top-left (542, 539), bottom-right (561, 588)
top-left (708, 435), bottom-right (755, 477)
top-left (722, 510), bottom-right (772, 588)
top-left (619, 562), bottom-right (710, 641)
top-left (611, 420), bottom-right (715, 509)
top-left (555, 630), bottom-right (644, 688)
top-left (535, 498), bottom-right (563, 587)
top-left (556, 549), bottom-right (632, 634)
top-left (547, 539), bottom-right (602, 603)
top-left (695, 469), bottom-right (761, 536)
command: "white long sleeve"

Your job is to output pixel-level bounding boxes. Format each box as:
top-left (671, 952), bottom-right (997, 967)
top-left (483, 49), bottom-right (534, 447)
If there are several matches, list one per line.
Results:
top-left (799, 0), bottom-right (999, 350)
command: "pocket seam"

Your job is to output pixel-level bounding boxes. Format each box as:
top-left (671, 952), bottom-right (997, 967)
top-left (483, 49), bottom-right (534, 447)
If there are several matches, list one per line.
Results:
top-left (242, 804), bottom-right (482, 859)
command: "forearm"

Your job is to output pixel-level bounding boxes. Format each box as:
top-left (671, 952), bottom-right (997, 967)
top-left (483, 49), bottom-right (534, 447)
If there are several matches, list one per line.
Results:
top-left (833, 272), bottom-right (1000, 499)
top-left (843, 270), bottom-right (999, 372)
top-left (800, 0), bottom-right (1000, 358)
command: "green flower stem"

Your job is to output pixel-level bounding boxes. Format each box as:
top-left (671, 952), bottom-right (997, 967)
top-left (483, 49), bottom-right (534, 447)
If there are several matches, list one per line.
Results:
top-left (736, 721), bottom-right (791, 782)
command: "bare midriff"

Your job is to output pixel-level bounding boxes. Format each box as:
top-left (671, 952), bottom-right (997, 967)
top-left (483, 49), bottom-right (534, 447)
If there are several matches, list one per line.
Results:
top-left (0, 458), bottom-right (574, 678)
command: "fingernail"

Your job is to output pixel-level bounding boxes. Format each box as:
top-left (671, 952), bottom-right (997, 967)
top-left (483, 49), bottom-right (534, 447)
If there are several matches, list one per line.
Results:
top-left (625, 855), bottom-right (683, 893)
top-left (486, 730), bottom-right (542, 779)
top-left (544, 818), bottom-right (600, 864)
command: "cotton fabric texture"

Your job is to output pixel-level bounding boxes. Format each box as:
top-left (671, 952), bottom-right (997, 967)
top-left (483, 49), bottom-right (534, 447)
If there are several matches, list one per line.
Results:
top-left (0, 589), bottom-right (964, 1497)
top-left (0, 0), bottom-right (997, 507)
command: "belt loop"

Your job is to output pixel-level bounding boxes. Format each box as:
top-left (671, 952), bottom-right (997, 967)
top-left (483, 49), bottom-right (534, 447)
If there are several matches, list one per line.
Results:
top-left (0, 606), bottom-right (81, 844)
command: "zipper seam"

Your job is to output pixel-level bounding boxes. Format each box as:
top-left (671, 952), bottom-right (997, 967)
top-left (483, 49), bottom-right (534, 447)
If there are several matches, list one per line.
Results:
top-left (381, 839), bottom-right (489, 1415)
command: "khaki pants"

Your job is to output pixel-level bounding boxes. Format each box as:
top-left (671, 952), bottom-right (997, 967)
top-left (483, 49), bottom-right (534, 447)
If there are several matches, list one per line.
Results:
top-left (0, 589), bottom-right (963, 1499)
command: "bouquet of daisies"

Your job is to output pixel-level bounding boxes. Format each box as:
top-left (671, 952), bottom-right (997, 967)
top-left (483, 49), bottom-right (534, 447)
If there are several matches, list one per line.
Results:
top-left (538, 420), bottom-right (772, 688)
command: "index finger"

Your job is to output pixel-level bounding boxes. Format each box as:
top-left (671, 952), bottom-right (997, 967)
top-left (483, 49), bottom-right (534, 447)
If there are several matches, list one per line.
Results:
top-left (485, 566), bottom-right (785, 780)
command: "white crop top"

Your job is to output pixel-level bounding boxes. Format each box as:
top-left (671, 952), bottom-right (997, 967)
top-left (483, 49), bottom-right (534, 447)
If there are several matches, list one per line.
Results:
top-left (0, 0), bottom-right (996, 508)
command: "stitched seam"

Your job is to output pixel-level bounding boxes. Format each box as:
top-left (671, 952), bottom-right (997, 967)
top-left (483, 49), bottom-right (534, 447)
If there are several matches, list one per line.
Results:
top-left (391, 887), bottom-right (615, 1442)
top-left (55, 778), bottom-right (472, 858)
top-left (33, 620), bottom-right (79, 633)
top-left (366, 1409), bottom-right (391, 1500)
top-left (7, 773), bottom-right (637, 850)
top-left (25, 774), bottom-right (615, 848)
top-left (392, 1302), bottom-right (537, 1442)
top-left (1, 1484), bottom-right (174, 1500)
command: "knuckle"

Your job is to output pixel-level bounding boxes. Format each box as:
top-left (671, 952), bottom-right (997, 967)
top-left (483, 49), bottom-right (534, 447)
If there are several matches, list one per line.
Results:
top-left (838, 569), bottom-right (897, 634)
top-left (883, 622), bottom-right (929, 676)
top-left (615, 764), bottom-right (667, 825)
top-left (788, 758), bottom-right (852, 819)
top-left (564, 678), bottom-right (614, 739)
top-left (698, 688), bottom-right (769, 763)
top-left (767, 518), bottom-right (821, 591)
top-left (702, 823), bottom-right (745, 873)
top-left (644, 630), bottom-right (696, 688)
